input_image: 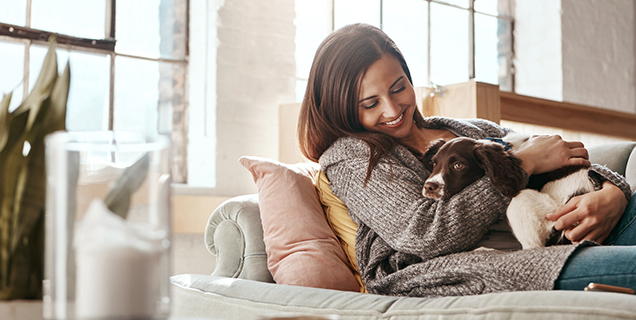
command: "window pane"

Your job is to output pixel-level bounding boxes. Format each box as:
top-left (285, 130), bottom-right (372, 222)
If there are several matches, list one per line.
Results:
top-left (435, 0), bottom-right (469, 9)
top-left (383, 0), bottom-right (429, 87)
top-left (31, 0), bottom-right (105, 39)
top-left (116, 0), bottom-right (187, 60)
top-left (475, 0), bottom-right (512, 17)
top-left (30, 45), bottom-right (110, 131)
top-left (0, 0), bottom-right (27, 26)
top-left (66, 52), bottom-right (111, 131)
top-left (474, 0), bottom-right (497, 15)
top-left (296, 79), bottom-right (308, 104)
top-left (334, 0), bottom-right (381, 30)
top-left (497, 18), bottom-right (513, 91)
top-left (475, 13), bottom-right (498, 85)
top-left (430, 3), bottom-right (469, 85)
top-left (0, 41), bottom-right (25, 111)
top-left (295, 0), bottom-right (332, 102)
top-left (114, 56), bottom-right (160, 135)
top-left (295, 0), bottom-right (331, 79)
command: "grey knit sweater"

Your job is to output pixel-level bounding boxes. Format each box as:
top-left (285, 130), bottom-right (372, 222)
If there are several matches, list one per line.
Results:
top-left (319, 117), bottom-right (632, 298)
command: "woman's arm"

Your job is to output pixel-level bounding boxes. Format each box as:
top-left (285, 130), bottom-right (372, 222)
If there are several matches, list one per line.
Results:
top-left (324, 148), bottom-right (513, 259)
top-left (546, 164), bottom-right (632, 243)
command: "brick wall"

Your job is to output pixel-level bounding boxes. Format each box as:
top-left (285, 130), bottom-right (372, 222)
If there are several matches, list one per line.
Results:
top-left (187, 0), bottom-right (296, 194)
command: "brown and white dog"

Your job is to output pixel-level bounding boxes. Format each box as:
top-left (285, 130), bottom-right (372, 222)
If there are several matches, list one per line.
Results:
top-left (421, 134), bottom-right (599, 249)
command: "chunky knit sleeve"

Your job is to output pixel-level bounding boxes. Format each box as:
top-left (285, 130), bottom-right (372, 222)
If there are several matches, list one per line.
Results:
top-left (320, 137), bottom-right (518, 259)
top-left (590, 164), bottom-right (633, 201)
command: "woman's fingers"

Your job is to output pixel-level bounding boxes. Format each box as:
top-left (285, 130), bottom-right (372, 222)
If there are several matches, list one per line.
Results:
top-left (564, 221), bottom-right (610, 244)
top-left (547, 199), bottom-right (575, 222)
top-left (550, 185), bottom-right (626, 244)
top-left (566, 141), bottom-right (589, 160)
top-left (552, 210), bottom-right (584, 231)
top-left (567, 157), bottom-right (591, 167)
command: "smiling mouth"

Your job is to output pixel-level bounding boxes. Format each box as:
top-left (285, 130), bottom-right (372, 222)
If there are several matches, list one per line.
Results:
top-left (383, 113), bottom-right (404, 126)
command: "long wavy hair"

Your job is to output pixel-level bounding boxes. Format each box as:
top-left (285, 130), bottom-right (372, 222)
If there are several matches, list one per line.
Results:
top-left (297, 23), bottom-right (426, 181)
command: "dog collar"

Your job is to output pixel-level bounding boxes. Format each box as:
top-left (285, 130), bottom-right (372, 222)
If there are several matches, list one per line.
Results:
top-left (484, 137), bottom-right (512, 151)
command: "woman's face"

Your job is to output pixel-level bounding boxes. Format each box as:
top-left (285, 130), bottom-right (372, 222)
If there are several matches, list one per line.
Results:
top-left (357, 54), bottom-right (417, 140)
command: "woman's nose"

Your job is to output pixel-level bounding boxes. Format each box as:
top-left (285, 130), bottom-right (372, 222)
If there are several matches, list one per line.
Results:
top-left (381, 97), bottom-right (401, 117)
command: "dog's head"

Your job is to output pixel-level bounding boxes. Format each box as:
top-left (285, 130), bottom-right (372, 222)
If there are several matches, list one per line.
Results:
top-left (422, 137), bottom-right (526, 200)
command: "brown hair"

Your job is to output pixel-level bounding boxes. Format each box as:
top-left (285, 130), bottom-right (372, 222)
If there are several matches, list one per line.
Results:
top-left (297, 23), bottom-right (426, 180)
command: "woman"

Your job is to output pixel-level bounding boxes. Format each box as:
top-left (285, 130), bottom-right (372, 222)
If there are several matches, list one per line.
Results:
top-left (298, 23), bottom-right (636, 297)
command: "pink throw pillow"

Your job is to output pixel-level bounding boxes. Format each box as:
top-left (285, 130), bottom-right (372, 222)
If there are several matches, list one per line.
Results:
top-left (239, 156), bottom-right (360, 292)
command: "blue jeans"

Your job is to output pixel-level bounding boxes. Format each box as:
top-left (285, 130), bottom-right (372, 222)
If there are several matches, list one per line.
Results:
top-left (554, 193), bottom-right (636, 291)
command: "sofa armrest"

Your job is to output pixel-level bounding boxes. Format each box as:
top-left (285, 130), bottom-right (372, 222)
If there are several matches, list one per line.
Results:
top-left (204, 194), bottom-right (274, 283)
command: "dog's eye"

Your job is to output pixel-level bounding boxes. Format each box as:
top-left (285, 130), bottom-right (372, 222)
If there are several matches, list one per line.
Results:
top-left (452, 162), bottom-right (464, 170)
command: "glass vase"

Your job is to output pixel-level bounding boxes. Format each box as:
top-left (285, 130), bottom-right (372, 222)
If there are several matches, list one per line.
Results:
top-left (43, 131), bottom-right (172, 320)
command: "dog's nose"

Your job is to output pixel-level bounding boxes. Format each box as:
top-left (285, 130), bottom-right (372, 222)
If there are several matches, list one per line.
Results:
top-left (423, 180), bottom-right (443, 199)
top-left (424, 181), bottom-right (439, 192)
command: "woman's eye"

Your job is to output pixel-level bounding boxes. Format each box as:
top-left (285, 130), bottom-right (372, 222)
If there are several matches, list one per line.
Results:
top-left (392, 86), bottom-right (406, 94)
top-left (452, 162), bottom-right (464, 170)
top-left (362, 101), bottom-right (378, 109)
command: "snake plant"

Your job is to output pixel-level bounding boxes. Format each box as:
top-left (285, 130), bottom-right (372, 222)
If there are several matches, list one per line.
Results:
top-left (0, 38), bottom-right (70, 300)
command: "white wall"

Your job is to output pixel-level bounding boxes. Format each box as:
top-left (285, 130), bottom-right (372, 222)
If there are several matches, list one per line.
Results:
top-left (515, 0), bottom-right (636, 113)
top-left (561, 0), bottom-right (636, 113)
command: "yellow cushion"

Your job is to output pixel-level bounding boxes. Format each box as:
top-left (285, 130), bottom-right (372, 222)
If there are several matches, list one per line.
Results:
top-left (314, 170), bottom-right (368, 293)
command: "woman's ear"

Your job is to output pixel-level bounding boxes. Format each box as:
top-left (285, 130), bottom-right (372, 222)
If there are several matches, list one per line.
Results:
top-left (423, 139), bottom-right (446, 172)
top-left (475, 142), bottom-right (526, 197)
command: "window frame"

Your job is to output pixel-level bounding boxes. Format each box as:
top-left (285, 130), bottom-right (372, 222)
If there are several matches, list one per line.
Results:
top-left (0, 0), bottom-right (189, 183)
top-left (298, 0), bottom-right (514, 92)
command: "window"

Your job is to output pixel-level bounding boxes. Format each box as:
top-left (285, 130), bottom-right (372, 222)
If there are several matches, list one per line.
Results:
top-left (0, 0), bottom-right (189, 183)
top-left (294, 0), bottom-right (513, 100)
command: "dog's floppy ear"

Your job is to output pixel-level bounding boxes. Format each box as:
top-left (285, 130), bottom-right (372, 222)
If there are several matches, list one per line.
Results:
top-left (422, 139), bottom-right (446, 172)
top-left (474, 142), bottom-right (526, 197)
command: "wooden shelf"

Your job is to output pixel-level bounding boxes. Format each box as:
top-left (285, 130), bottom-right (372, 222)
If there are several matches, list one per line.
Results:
top-left (419, 80), bottom-right (636, 141)
top-left (500, 91), bottom-right (636, 140)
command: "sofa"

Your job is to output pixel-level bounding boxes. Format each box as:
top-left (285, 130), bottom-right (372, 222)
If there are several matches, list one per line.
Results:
top-left (170, 141), bottom-right (636, 320)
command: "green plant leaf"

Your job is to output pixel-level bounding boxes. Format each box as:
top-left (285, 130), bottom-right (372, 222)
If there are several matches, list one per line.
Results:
top-left (42, 61), bottom-right (70, 134)
top-left (1, 120), bottom-right (30, 278)
top-left (0, 93), bottom-right (12, 151)
top-left (0, 110), bottom-right (29, 287)
top-left (9, 60), bottom-right (72, 253)
top-left (10, 128), bottom-right (47, 253)
top-left (10, 59), bottom-right (70, 261)
top-left (0, 37), bottom-right (66, 300)
top-left (13, 37), bottom-right (58, 132)
top-left (10, 96), bottom-right (51, 237)
top-left (104, 154), bottom-right (151, 219)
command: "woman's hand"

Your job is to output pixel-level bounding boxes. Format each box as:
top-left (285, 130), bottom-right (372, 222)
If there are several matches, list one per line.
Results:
top-left (546, 182), bottom-right (628, 243)
top-left (513, 135), bottom-right (590, 176)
